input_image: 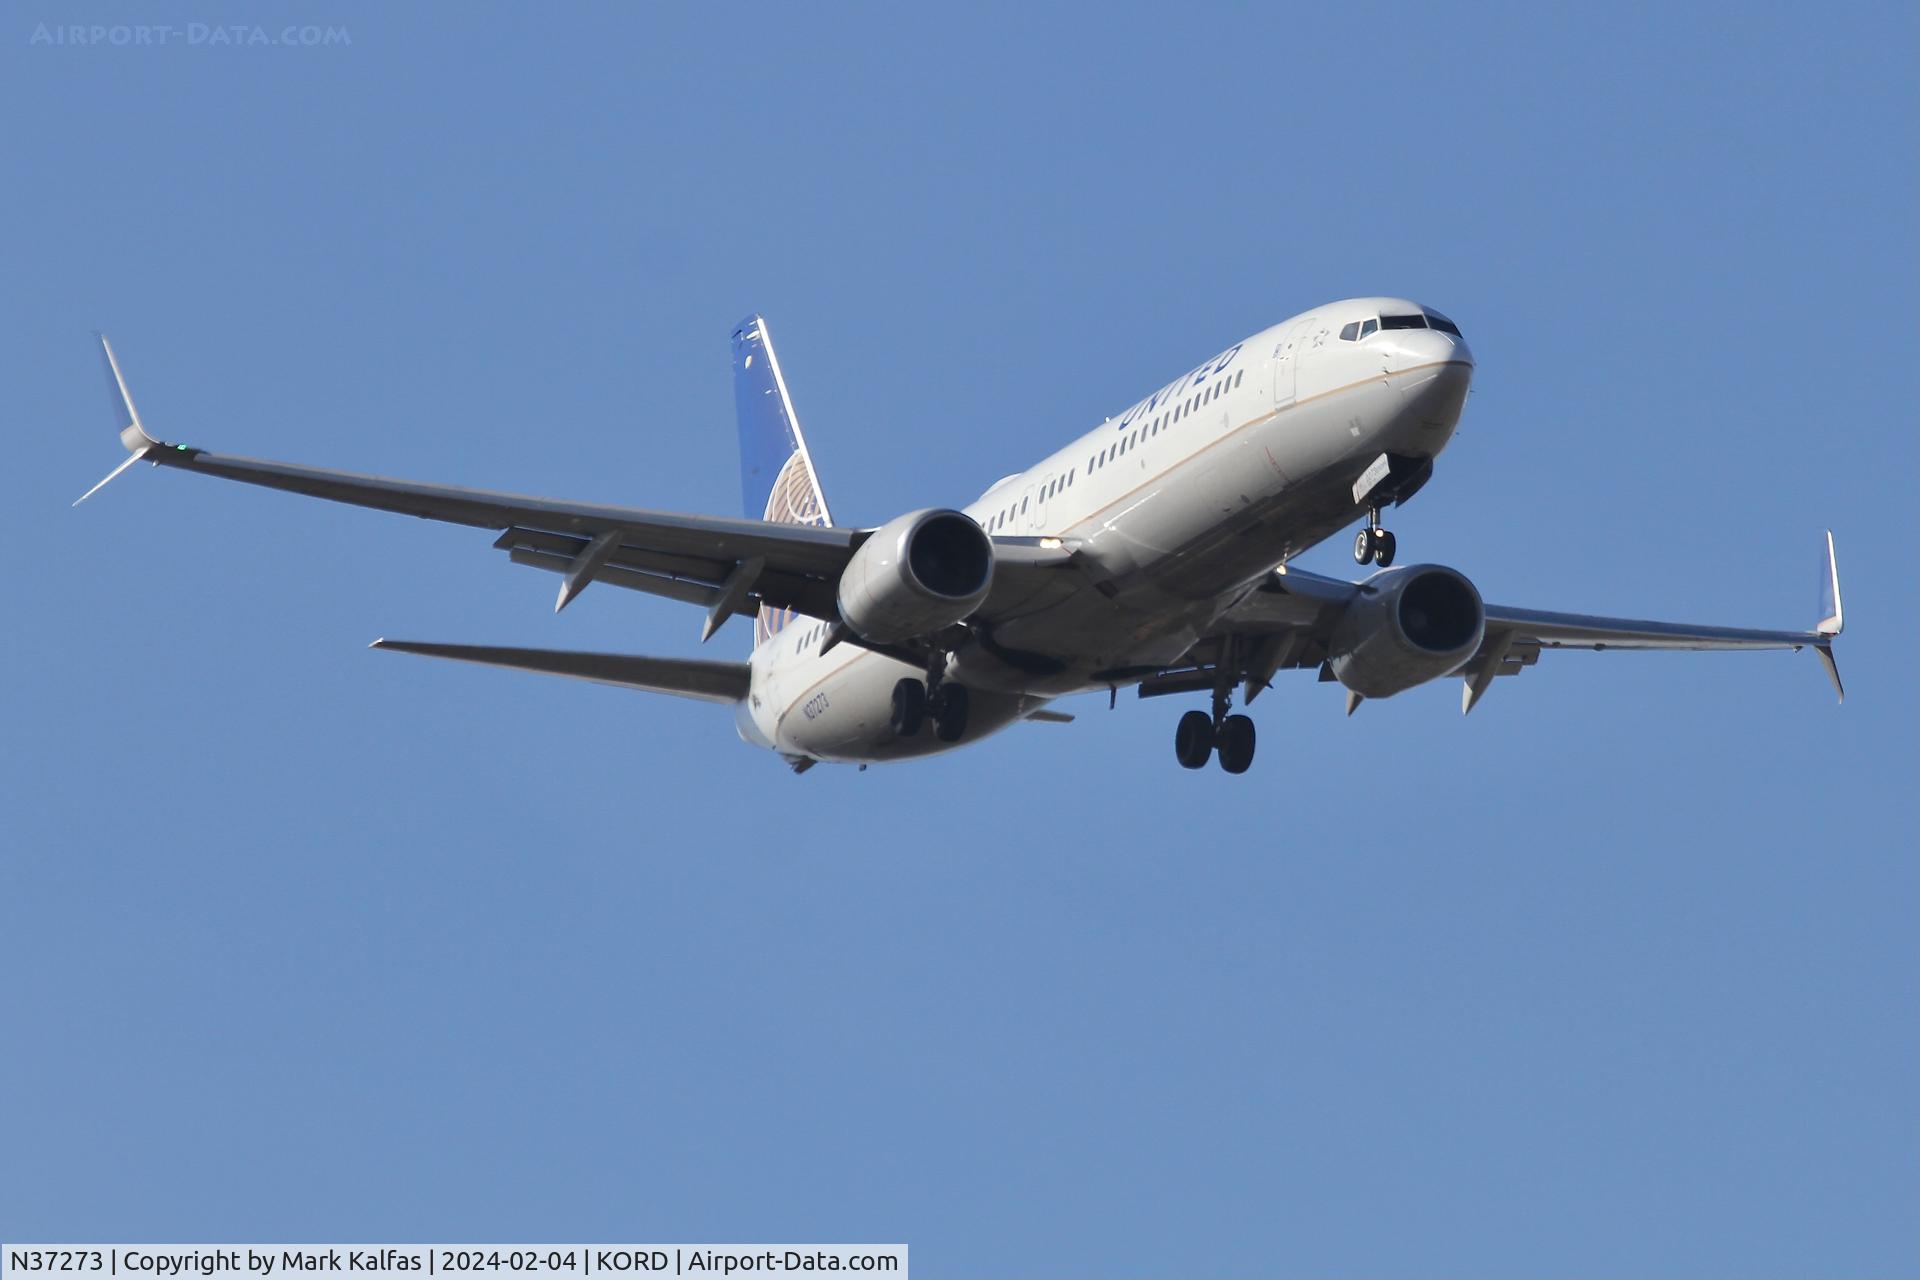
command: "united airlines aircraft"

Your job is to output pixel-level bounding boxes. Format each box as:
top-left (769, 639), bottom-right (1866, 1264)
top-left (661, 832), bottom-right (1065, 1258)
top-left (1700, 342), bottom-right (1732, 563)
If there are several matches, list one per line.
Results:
top-left (82, 301), bottom-right (1843, 774)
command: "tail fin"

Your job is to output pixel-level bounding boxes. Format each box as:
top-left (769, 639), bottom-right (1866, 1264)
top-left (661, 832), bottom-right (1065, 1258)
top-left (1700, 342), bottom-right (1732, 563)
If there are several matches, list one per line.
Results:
top-left (732, 315), bottom-right (832, 527)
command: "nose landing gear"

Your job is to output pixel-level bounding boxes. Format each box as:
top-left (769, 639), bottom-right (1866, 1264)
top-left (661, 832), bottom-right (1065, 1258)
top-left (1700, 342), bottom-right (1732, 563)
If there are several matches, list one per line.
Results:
top-left (1353, 506), bottom-right (1397, 567)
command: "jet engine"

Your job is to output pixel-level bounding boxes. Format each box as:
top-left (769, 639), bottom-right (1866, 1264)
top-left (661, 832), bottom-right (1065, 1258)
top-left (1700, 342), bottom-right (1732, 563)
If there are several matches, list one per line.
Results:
top-left (1326, 565), bottom-right (1486, 698)
top-left (837, 508), bottom-right (994, 644)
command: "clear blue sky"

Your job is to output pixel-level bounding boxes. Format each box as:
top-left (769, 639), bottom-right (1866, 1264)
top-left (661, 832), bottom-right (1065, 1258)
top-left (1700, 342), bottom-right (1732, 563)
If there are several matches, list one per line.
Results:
top-left (4, 4), bottom-right (1915, 1275)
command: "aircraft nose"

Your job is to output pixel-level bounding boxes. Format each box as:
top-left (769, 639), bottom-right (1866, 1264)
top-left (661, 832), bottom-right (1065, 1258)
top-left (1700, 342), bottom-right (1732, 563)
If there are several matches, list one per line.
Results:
top-left (1394, 330), bottom-right (1474, 444)
top-left (1389, 326), bottom-right (1472, 373)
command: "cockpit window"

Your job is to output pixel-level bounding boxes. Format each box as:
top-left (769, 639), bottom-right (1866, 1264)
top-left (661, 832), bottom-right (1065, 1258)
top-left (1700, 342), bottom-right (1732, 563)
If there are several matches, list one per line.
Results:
top-left (1423, 309), bottom-right (1462, 337)
top-left (1359, 318), bottom-right (1377, 338)
top-left (1379, 313), bottom-right (1427, 330)
top-left (1339, 321), bottom-right (1360, 341)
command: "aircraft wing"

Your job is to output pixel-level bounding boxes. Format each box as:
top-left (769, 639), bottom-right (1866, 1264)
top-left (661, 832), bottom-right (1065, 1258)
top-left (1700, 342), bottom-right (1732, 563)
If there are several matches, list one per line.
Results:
top-left (81, 335), bottom-right (1074, 643)
top-left (131, 440), bottom-right (871, 628)
top-left (1158, 535), bottom-right (1844, 712)
top-left (179, 446), bottom-right (861, 608)
top-left (1463, 546), bottom-right (1844, 710)
top-left (84, 336), bottom-right (866, 631)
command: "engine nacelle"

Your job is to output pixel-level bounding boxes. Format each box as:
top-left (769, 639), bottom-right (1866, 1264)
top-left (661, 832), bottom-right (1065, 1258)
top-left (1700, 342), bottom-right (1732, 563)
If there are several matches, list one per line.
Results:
top-left (836, 508), bottom-right (994, 644)
top-left (1327, 564), bottom-right (1486, 699)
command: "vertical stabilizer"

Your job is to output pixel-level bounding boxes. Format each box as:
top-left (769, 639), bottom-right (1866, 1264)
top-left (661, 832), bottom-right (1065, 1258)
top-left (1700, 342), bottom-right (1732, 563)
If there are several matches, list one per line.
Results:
top-left (732, 315), bottom-right (832, 526)
top-left (732, 316), bottom-right (832, 649)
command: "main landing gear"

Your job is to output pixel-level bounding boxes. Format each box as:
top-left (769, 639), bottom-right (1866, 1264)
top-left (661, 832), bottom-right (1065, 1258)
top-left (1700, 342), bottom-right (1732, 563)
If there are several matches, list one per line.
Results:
top-left (1353, 506), bottom-right (1396, 567)
top-left (890, 676), bottom-right (970, 743)
top-left (1174, 685), bottom-right (1256, 774)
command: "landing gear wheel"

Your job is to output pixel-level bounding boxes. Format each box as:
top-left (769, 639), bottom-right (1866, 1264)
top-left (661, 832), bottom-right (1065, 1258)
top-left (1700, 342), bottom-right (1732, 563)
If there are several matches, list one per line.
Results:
top-left (1174, 710), bottom-right (1215, 769)
top-left (931, 684), bottom-right (970, 743)
top-left (889, 678), bottom-right (926, 737)
top-left (1354, 524), bottom-right (1397, 567)
top-left (1216, 714), bottom-right (1256, 774)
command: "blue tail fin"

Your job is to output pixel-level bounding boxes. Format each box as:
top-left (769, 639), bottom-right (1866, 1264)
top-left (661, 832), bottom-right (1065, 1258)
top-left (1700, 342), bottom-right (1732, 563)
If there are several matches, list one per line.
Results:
top-left (732, 315), bottom-right (832, 651)
top-left (732, 315), bottom-right (832, 527)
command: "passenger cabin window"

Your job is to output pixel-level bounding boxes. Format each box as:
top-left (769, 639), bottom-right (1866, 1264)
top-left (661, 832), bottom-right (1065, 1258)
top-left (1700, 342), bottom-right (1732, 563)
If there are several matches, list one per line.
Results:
top-left (1379, 313), bottom-right (1426, 330)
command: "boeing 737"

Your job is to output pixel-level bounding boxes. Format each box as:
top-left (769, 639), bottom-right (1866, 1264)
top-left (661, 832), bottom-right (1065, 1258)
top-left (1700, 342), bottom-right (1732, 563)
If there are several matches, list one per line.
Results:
top-left (82, 301), bottom-right (1843, 774)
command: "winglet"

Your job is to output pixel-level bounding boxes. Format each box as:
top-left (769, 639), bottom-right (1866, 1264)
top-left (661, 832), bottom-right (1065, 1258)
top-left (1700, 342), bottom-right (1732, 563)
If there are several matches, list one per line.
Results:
top-left (1810, 532), bottom-right (1843, 703)
top-left (1814, 643), bottom-right (1844, 704)
top-left (75, 333), bottom-right (161, 505)
top-left (1816, 530), bottom-right (1843, 636)
top-left (97, 333), bottom-right (158, 454)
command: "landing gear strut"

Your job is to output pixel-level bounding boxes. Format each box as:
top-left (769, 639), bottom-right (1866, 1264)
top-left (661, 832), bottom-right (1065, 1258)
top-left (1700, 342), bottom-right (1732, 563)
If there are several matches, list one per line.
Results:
top-left (1173, 675), bottom-right (1257, 774)
top-left (1353, 506), bottom-right (1397, 567)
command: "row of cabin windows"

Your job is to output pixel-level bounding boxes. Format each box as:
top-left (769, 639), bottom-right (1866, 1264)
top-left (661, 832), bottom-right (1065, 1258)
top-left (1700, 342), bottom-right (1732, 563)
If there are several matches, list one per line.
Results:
top-left (1088, 368), bottom-right (1244, 474)
top-left (1338, 309), bottom-right (1463, 341)
top-left (984, 468), bottom-right (1079, 532)
top-left (984, 494), bottom-right (1030, 533)
top-left (792, 618), bottom-right (831, 655)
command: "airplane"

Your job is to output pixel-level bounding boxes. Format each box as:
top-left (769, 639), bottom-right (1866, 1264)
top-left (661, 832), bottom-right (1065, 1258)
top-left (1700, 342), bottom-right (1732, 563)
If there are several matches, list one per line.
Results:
top-left (81, 300), bottom-right (1843, 775)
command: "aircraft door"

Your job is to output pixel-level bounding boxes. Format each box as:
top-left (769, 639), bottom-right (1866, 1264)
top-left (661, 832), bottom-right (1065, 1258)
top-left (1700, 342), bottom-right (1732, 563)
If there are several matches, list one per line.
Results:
top-left (1272, 319), bottom-right (1313, 409)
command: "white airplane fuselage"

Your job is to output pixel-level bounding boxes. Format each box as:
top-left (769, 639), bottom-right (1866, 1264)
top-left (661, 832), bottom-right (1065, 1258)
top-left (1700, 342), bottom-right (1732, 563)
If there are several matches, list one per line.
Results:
top-left (741, 298), bottom-right (1474, 763)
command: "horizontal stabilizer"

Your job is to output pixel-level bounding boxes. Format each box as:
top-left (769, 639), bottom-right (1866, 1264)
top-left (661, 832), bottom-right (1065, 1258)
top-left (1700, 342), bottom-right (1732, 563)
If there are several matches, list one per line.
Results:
top-left (370, 639), bottom-right (750, 703)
